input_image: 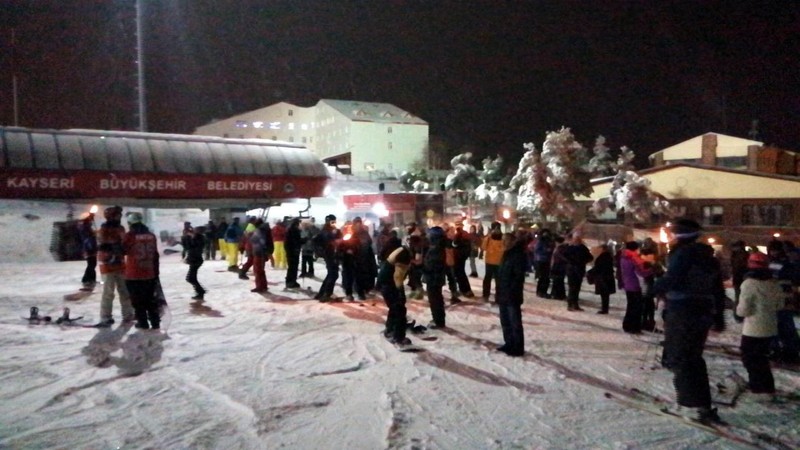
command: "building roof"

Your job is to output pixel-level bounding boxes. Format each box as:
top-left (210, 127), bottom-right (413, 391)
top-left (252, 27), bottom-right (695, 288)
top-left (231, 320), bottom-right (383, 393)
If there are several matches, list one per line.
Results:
top-left (586, 163), bottom-right (800, 200)
top-left (0, 127), bottom-right (329, 208)
top-left (319, 99), bottom-right (427, 125)
top-left (648, 132), bottom-right (763, 161)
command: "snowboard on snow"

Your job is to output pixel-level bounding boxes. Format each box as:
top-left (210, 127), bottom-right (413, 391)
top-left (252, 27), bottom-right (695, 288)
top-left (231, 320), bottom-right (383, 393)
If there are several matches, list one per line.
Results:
top-left (155, 279), bottom-right (171, 331)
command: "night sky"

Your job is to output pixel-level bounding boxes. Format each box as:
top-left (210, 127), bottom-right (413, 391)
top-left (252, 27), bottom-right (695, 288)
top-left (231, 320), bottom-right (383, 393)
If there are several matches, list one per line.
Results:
top-left (1, 0), bottom-right (798, 168)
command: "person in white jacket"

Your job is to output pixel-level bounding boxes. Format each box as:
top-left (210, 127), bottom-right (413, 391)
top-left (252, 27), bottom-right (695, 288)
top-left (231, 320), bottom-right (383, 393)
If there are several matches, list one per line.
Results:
top-left (736, 252), bottom-right (785, 395)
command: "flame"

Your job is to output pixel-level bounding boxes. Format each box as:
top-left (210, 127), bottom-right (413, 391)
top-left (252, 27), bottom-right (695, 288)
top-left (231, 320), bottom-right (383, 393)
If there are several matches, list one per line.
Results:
top-left (89, 205), bottom-right (98, 214)
top-left (343, 233), bottom-right (352, 241)
top-left (659, 227), bottom-right (668, 243)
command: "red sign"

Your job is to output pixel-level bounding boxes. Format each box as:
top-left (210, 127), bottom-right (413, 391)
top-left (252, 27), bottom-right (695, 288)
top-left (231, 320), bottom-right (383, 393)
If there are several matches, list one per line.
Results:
top-left (0, 169), bottom-right (328, 202)
top-left (342, 193), bottom-right (421, 211)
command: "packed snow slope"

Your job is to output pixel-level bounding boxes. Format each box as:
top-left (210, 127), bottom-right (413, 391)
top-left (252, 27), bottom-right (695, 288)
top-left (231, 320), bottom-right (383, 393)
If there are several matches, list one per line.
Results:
top-left (0, 203), bottom-right (799, 449)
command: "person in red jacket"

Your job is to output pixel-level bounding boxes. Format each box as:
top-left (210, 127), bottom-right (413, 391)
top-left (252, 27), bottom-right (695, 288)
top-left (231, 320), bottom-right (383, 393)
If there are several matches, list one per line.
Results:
top-left (123, 212), bottom-right (161, 330)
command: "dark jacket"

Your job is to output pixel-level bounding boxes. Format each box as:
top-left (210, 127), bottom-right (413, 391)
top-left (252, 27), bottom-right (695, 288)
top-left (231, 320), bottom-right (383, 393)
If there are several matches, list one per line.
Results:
top-left (654, 240), bottom-right (724, 314)
top-left (564, 243), bottom-right (593, 279)
top-left (185, 234), bottom-right (205, 265)
top-left (423, 230), bottom-right (447, 287)
top-left (285, 221), bottom-right (304, 255)
top-left (496, 240), bottom-right (527, 305)
top-left (314, 225), bottom-right (342, 262)
top-left (591, 250), bottom-right (617, 296)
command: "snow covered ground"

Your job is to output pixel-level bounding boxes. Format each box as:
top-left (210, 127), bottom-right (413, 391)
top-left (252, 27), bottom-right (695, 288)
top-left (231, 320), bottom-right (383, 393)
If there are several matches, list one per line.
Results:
top-left (1, 201), bottom-right (799, 449)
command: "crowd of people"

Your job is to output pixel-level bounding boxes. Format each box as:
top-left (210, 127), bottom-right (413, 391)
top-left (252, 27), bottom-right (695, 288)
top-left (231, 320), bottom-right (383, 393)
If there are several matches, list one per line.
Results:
top-left (77, 211), bottom-right (800, 424)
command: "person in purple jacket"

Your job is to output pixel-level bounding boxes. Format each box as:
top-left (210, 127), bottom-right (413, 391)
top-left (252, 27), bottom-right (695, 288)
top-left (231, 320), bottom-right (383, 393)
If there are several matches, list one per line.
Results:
top-left (619, 241), bottom-right (652, 334)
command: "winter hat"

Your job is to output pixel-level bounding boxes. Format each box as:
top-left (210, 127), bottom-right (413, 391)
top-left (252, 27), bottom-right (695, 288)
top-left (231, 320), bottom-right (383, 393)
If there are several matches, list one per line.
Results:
top-left (104, 206), bottom-right (122, 221)
top-left (325, 214), bottom-right (337, 222)
top-left (428, 226), bottom-right (444, 240)
top-left (126, 212), bottom-right (143, 224)
top-left (670, 219), bottom-right (702, 239)
top-left (747, 252), bottom-right (770, 270)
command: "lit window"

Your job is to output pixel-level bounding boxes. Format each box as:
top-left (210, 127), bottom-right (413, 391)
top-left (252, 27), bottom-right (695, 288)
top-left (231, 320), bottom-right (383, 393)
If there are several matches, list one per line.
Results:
top-left (301, 123), bottom-right (308, 130)
top-left (252, 121), bottom-right (264, 128)
top-left (701, 205), bottom-right (724, 225)
top-left (288, 123), bottom-right (295, 130)
top-left (235, 120), bottom-right (248, 128)
top-left (742, 204), bottom-right (793, 226)
top-left (288, 109), bottom-right (293, 116)
top-left (269, 122), bottom-right (281, 130)
top-left (388, 126), bottom-right (393, 134)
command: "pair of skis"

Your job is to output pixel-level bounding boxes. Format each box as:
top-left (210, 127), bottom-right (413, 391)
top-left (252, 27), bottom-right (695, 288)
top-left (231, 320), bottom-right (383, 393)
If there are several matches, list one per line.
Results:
top-left (604, 384), bottom-right (796, 449)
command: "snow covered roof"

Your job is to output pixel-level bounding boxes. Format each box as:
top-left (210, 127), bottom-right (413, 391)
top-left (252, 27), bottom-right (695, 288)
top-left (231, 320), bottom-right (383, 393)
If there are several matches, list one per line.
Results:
top-left (319, 99), bottom-right (427, 125)
top-left (585, 162), bottom-right (800, 200)
top-left (649, 132), bottom-right (764, 161)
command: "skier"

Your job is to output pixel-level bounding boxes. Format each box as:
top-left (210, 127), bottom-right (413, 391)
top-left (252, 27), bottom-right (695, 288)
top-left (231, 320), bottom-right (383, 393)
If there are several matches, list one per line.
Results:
top-left (729, 240), bottom-right (749, 323)
top-left (481, 221), bottom-right (505, 302)
top-left (250, 219), bottom-right (274, 293)
top-left (185, 225), bottom-right (206, 300)
top-left (314, 214), bottom-right (342, 302)
top-left (238, 217), bottom-right (258, 280)
top-left (654, 219), bottom-right (725, 424)
top-left (203, 220), bottom-right (218, 261)
top-left (563, 233), bottom-right (593, 312)
top-left (78, 212), bottom-right (97, 288)
top-left (353, 217), bottom-right (377, 294)
top-left (533, 229), bottom-right (555, 298)
top-left (122, 212), bottom-right (160, 330)
top-left (423, 226), bottom-right (447, 328)
top-left (737, 252), bottom-right (784, 395)
top-left (378, 236), bottom-right (413, 346)
top-left (223, 217), bottom-right (243, 272)
top-left (284, 218), bottom-right (303, 289)
top-left (590, 243), bottom-right (617, 315)
top-left (272, 219), bottom-right (288, 269)
top-left (299, 218), bottom-right (319, 278)
top-left (496, 231), bottom-right (528, 357)
top-left (451, 220), bottom-right (475, 298)
top-left (766, 240), bottom-right (800, 364)
top-left (95, 206), bottom-right (133, 327)
top-left (619, 241), bottom-right (651, 333)
top-left (549, 236), bottom-right (568, 300)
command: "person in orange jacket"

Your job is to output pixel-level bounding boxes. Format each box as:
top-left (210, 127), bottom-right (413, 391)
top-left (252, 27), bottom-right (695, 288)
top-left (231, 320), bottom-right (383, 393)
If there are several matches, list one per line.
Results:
top-left (123, 212), bottom-right (160, 330)
top-left (481, 221), bottom-right (505, 301)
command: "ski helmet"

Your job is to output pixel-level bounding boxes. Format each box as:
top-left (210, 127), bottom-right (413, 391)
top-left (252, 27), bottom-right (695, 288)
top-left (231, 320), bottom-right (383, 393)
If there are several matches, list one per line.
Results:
top-left (126, 211), bottom-right (143, 225)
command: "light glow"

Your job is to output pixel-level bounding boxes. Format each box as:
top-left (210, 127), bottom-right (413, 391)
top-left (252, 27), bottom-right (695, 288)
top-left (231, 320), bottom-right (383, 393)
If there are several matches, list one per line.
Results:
top-left (89, 205), bottom-right (98, 214)
top-left (659, 227), bottom-right (669, 243)
top-left (773, 233), bottom-right (781, 238)
top-left (372, 202), bottom-right (389, 218)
